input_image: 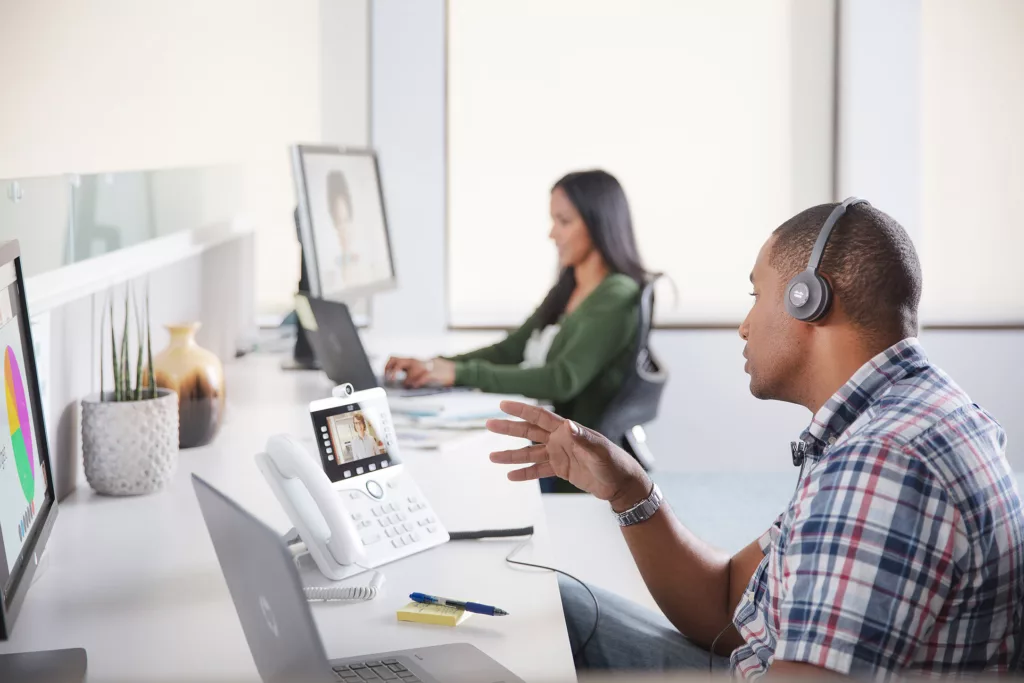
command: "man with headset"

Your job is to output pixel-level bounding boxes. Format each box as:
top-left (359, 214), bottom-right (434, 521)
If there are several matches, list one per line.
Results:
top-left (488, 200), bottom-right (1024, 678)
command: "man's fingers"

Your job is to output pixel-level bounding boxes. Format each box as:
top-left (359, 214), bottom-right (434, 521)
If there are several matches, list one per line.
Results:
top-left (486, 418), bottom-right (551, 444)
top-left (506, 463), bottom-right (556, 482)
top-left (498, 401), bottom-right (564, 433)
top-left (489, 444), bottom-right (548, 465)
top-left (565, 420), bottom-right (609, 450)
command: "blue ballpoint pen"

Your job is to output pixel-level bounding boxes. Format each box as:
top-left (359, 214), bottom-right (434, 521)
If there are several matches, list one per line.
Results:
top-left (409, 592), bottom-right (509, 616)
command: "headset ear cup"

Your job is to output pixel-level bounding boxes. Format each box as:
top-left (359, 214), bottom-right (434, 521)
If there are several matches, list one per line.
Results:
top-left (812, 274), bottom-right (833, 322)
top-left (784, 197), bottom-right (867, 323)
top-left (785, 271), bottom-right (826, 321)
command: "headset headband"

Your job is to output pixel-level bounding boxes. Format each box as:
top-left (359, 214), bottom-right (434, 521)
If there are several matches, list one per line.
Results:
top-left (806, 197), bottom-right (869, 274)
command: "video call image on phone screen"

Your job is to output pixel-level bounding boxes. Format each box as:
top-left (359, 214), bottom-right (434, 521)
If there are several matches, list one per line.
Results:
top-left (311, 402), bottom-right (398, 483)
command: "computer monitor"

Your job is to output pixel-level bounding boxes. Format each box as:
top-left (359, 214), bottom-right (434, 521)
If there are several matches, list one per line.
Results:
top-left (0, 241), bottom-right (58, 640)
top-left (290, 145), bottom-right (397, 302)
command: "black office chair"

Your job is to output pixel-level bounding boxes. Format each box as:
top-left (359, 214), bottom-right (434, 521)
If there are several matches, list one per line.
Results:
top-left (595, 276), bottom-right (668, 472)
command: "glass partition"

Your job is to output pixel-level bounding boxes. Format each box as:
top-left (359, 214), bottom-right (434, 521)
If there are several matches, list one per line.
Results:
top-left (0, 165), bottom-right (246, 278)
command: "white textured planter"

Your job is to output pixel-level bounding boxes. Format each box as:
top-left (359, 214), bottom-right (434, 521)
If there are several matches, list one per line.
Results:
top-left (82, 389), bottom-right (180, 496)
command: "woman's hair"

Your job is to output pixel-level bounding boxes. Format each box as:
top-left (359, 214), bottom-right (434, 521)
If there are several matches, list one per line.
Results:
top-left (536, 170), bottom-right (647, 326)
top-left (352, 413), bottom-right (366, 431)
top-left (326, 170), bottom-right (352, 222)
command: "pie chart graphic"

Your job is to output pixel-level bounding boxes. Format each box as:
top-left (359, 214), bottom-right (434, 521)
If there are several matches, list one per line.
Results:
top-left (5, 347), bottom-right (34, 502)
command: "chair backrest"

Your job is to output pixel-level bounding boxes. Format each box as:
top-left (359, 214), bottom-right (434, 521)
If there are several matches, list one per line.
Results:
top-left (595, 276), bottom-right (668, 448)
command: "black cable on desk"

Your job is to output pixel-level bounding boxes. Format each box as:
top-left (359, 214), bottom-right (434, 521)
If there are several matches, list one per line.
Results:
top-left (448, 527), bottom-right (600, 662)
top-left (447, 526), bottom-right (534, 540)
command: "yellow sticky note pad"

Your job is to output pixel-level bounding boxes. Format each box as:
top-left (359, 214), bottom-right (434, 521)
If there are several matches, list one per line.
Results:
top-left (396, 601), bottom-right (472, 627)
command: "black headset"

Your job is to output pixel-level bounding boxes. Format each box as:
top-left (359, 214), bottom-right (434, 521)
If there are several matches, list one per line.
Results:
top-left (783, 197), bottom-right (870, 322)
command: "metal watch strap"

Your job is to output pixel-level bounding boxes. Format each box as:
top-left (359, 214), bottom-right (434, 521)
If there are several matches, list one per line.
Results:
top-left (614, 483), bottom-right (663, 527)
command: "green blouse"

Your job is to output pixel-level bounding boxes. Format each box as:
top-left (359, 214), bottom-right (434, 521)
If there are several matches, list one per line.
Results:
top-left (449, 274), bottom-right (640, 429)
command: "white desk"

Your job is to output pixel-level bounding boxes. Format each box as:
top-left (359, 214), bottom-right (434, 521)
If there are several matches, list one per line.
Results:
top-left (0, 354), bottom-right (576, 683)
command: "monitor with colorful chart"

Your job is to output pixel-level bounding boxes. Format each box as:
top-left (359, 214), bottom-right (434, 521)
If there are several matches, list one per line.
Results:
top-left (0, 241), bottom-right (57, 639)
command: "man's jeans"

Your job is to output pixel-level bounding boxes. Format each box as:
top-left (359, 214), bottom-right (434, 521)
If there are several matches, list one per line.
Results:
top-left (559, 575), bottom-right (731, 671)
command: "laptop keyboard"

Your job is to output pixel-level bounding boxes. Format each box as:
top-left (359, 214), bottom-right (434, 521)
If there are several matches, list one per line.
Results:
top-left (334, 659), bottom-right (421, 682)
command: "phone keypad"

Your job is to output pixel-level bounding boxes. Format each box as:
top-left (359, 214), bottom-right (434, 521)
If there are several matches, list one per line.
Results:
top-left (345, 478), bottom-right (444, 554)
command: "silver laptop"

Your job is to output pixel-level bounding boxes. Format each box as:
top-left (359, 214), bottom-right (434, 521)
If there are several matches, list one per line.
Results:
top-left (192, 475), bottom-right (523, 683)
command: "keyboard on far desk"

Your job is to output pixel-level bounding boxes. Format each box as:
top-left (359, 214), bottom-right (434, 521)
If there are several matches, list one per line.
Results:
top-left (379, 376), bottom-right (474, 399)
top-left (334, 658), bottom-right (421, 682)
top-left (384, 386), bottom-right (454, 398)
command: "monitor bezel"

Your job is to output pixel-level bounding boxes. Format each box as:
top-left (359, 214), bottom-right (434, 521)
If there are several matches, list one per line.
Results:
top-left (0, 240), bottom-right (59, 640)
top-left (290, 144), bottom-right (398, 302)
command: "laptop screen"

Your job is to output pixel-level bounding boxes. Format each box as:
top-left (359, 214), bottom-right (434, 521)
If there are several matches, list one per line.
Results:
top-left (300, 295), bottom-right (379, 392)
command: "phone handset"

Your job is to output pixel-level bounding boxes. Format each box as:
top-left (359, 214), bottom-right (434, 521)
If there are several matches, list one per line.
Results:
top-left (255, 434), bottom-right (366, 580)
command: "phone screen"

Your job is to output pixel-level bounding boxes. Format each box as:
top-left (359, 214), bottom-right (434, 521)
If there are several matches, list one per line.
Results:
top-left (310, 397), bottom-right (399, 483)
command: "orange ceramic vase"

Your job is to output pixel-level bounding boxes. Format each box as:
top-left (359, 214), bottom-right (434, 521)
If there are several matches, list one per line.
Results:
top-left (152, 323), bottom-right (225, 448)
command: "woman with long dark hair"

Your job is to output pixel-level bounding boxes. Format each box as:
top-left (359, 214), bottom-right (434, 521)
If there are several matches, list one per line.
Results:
top-left (386, 169), bottom-right (647, 434)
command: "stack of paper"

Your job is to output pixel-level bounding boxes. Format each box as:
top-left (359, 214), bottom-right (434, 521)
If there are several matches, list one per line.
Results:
top-left (388, 393), bottom-right (521, 422)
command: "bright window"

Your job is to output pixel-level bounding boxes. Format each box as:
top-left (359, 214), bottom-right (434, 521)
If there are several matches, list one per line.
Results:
top-left (447, 0), bottom-right (836, 326)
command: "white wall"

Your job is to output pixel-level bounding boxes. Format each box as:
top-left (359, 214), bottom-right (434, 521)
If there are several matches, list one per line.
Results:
top-left (0, 1), bottom-right (319, 179)
top-left (320, 0), bottom-right (370, 147)
top-left (919, 0), bottom-right (1024, 325)
top-left (369, 0), bottom-right (449, 336)
top-left (0, 0), bottom-right (371, 316)
top-left (836, 0), bottom-right (921, 243)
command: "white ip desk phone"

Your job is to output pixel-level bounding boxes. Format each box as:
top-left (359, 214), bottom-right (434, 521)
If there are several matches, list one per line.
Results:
top-left (255, 387), bottom-right (449, 588)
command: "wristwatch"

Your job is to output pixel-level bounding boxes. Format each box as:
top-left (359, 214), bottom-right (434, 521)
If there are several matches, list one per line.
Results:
top-left (613, 482), bottom-right (663, 527)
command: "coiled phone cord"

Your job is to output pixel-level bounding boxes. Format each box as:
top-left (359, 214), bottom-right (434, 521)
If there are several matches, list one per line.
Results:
top-left (288, 538), bottom-right (385, 602)
top-left (303, 571), bottom-right (386, 602)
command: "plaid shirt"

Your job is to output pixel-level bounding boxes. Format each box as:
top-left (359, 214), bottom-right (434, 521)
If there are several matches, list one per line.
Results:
top-left (730, 338), bottom-right (1024, 679)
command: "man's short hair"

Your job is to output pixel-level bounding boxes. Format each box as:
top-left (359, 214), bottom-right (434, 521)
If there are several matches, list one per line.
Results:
top-left (771, 202), bottom-right (923, 344)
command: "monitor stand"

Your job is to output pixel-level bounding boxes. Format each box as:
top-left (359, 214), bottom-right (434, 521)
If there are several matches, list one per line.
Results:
top-left (0, 648), bottom-right (87, 683)
top-left (281, 321), bottom-right (320, 371)
top-left (282, 205), bottom-right (321, 372)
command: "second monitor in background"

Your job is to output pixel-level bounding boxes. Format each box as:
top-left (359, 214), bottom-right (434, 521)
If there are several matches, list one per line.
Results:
top-left (290, 145), bottom-right (396, 303)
